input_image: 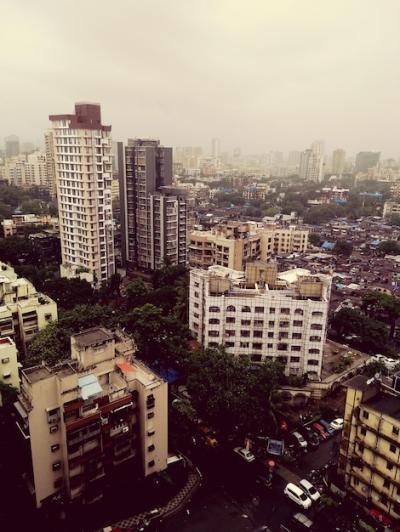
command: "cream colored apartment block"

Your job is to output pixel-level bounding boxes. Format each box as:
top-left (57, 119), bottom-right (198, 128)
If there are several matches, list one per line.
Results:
top-left (49, 103), bottom-right (115, 286)
top-left (15, 327), bottom-right (168, 508)
top-left (188, 222), bottom-right (308, 270)
top-left (0, 262), bottom-right (58, 354)
top-left (0, 336), bottom-right (20, 395)
top-left (338, 375), bottom-right (400, 520)
top-left (383, 201), bottom-right (400, 219)
top-left (189, 263), bottom-right (331, 378)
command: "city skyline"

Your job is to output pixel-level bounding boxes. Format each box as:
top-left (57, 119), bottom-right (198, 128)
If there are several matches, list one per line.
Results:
top-left (2, 1), bottom-right (400, 156)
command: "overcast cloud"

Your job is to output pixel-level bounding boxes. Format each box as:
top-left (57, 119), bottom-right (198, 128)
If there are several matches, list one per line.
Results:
top-left (2, 0), bottom-right (400, 156)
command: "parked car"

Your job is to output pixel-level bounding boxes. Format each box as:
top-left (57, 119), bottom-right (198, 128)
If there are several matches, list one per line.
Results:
top-left (299, 479), bottom-right (321, 502)
top-left (233, 446), bottom-right (256, 463)
top-left (284, 482), bottom-right (312, 509)
top-left (291, 512), bottom-right (314, 530)
top-left (298, 426), bottom-right (319, 449)
top-left (311, 422), bottom-right (329, 440)
top-left (291, 431), bottom-right (308, 449)
top-left (330, 418), bottom-right (344, 431)
top-left (319, 419), bottom-right (335, 435)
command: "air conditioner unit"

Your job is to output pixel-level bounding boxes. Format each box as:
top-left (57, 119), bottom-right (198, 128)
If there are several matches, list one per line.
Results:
top-left (100, 417), bottom-right (108, 426)
top-left (122, 426), bottom-right (129, 434)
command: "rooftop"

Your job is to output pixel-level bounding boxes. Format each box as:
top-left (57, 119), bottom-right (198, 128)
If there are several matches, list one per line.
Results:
top-left (365, 394), bottom-right (400, 420)
top-left (344, 374), bottom-right (371, 391)
top-left (73, 327), bottom-right (114, 348)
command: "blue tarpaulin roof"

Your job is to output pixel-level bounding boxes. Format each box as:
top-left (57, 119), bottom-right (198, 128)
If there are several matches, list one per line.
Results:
top-left (368, 239), bottom-right (381, 246)
top-left (321, 241), bottom-right (335, 250)
top-left (160, 368), bottom-right (180, 384)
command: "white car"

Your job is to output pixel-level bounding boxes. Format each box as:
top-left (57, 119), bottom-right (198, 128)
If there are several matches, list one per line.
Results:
top-left (233, 446), bottom-right (256, 463)
top-left (292, 431), bottom-right (308, 449)
top-left (330, 418), bottom-right (344, 431)
top-left (299, 479), bottom-right (321, 502)
top-left (284, 482), bottom-right (312, 509)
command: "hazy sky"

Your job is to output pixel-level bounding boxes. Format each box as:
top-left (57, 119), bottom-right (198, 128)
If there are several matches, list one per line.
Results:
top-left (2, 0), bottom-right (400, 157)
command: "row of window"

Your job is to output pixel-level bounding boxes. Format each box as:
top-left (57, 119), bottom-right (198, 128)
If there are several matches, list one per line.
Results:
top-left (206, 328), bottom-right (321, 342)
top-left (206, 305), bottom-right (324, 317)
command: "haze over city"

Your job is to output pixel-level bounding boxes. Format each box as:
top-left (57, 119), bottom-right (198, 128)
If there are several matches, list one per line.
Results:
top-left (2, 0), bottom-right (400, 156)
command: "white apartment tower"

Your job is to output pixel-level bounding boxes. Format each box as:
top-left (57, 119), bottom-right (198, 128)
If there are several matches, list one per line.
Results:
top-left (189, 263), bottom-right (331, 379)
top-left (299, 141), bottom-right (324, 182)
top-left (49, 103), bottom-right (115, 286)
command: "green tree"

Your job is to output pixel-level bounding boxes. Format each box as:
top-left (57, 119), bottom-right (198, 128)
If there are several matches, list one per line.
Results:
top-left (363, 360), bottom-right (389, 378)
top-left (0, 381), bottom-right (18, 406)
top-left (362, 291), bottom-right (400, 339)
top-left (333, 240), bottom-right (353, 257)
top-left (25, 322), bottom-right (70, 366)
top-left (42, 278), bottom-right (97, 310)
top-left (309, 233), bottom-right (322, 246)
top-left (125, 278), bottom-right (149, 307)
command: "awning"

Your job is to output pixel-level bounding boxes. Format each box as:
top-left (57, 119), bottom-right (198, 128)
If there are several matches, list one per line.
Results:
top-left (78, 374), bottom-right (102, 400)
top-left (116, 361), bottom-right (136, 373)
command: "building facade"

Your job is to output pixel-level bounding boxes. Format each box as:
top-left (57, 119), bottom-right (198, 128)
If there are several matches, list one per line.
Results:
top-left (3, 152), bottom-right (48, 189)
top-left (355, 152), bottom-right (380, 174)
top-left (14, 327), bottom-right (168, 508)
top-left (383, 201), bottom-right (400, 219)
top-left (188, 222), bottom-right (308, 270)
top-left (189, 263), bottom-right (331, 378)
top-left (4, 135), bottom-right (20, 158)
top-left (49, 103), bottom-right (115, 286)
top-left (299, 141), bottom-right (324, 182)
top-left (0, 262), bottom-right (58, 355)
top-left (119, 138), bottom-right (187, 271)
top-left (332, 149), bottom-right (346, 176)
top-left (0, 336), bottom-right (20, 396)
top-left (338, 375), bottom-right (400, 520)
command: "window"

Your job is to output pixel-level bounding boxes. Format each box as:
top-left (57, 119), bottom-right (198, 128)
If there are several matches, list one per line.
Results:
top-left (226, 317), bottom-right (235, 323)
top-left (360, 427), bottom-right (367, 436)
top-left (362, 410), bottom-right (369, 420)
top-left (292, 333), bottom-right (302, 339)
top-left (353, 477), bottom-right (359, 486)
top-left (310, 324), bottom-right (322, 330)
top-left (241, 319), bottom-right (251, 326)
top-left (209, 342), bottom-right (218, 347)
top-left (52, 462), bottom-right (62, 471)
top-left (194, 291), bottom-right (199, 298)
top-left (290, 356), bottom-right (300, 362)
top-left (294, 309), bottom-right (303, 315)
top-left (387, 461), bottom-right (394, 471)
top-left (358, 443), bottom-right (364, 453)
top-left (194, 302), bottom-right (199, 309)
top-left (147, 412), bottom-right (155, 420)
top-left (255, 306), bottom-right (264, 313)
top-left (308, 359), bottom-right (319, 366)
top-left (209, 306), bottom-right (220, 313)
top-left (148, 444), bottom-right (155, 452)
top-left (252, 343), bottom-right (262, 350)
top-left (312, 311), bottom-right (323, 317)
top-left (291, 346), bottom-right (301, 352)
top-left (148, 460), bottom-right (155, 468)
top-left (280, 308), bottom-right (290, 315)
top-left (267, 332), bottom-right (274, 338)
top-left (241, 330), bottom-right (250, 337)
top-left (242, 306), bottom-right (251, 313)
top-left (310, 336), bottom-right (321, 342)
top-left (254, 320), bottom-right (264, 326)
top-left (267, 343), bottom-right (273, 348)
top-left (390, 444), bottom-right (397, 454)
top-left (209, 318), bottom-right (220, 324)
top-left (208, 331), bottom-right (220, 337)
top-left (279, 321), bottom-right (289, 328)
top-left (383, 479), bottom-right (390, 489)
top-left (226, 305), bottom-right (236, 312)
top-left (240, 342), bottom-right (249, 348)
top-left (293, 320), bottom-right (303, 327)
top-left (225, 341), bottom-right (234, 348)
top-left (309, 348), bottom-right (320, 354)
top-left (268, 321), bottom-right (275, 327)
top-left (2, 372), bottom-right (11, 379)
top-left (279, 332), bottom-right (288, 339)
top-left (51, 444), bottom-right (60, 453)
top-left (1, 357), bottom-right (10, 364)
top-left (278, 343), bottom-right (288, 351)
top-left (251, 354), bottom-right (262, 362)
top-left (49, 425), bottom-right (58, 434)
top-left (393, 426), bottom-right (399, 436)
top-left (269, 307), bottom-right (275, 314)
top-left (253, 330), bottom-right (263, 338)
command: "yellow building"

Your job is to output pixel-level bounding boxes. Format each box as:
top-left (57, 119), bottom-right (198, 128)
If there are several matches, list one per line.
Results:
top-left (0, 336), bottom-right (20, 399)
top-left (338, 375), bottom-right (400, 520)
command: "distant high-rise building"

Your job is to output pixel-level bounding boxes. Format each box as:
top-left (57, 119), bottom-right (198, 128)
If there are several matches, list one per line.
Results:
top-left (119, 139), bottom-right (187, 271)
top-left (299, 141), bottom-right (324, 182)
top-left (4, 135), bottom-right (20, 158)
top-left (44, 131), bottom-right (57, 198)
top-left (49, 103), bottom-right (115, 286)
top-left (288, 151), bottom-right (301, 167)
top-left (332, 149), bottom-right (346, 176)
top-left (355, 151), bottom-right (380, 173)
top-left (3, 151), bottom-right (47, 189)
top-left (211, 138), bottom-right (221, 159)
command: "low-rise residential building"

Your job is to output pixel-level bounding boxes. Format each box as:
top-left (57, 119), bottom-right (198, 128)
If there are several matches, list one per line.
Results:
top-left (338, 374), bottom-right (400, 520)
top-left (188, 222), bottom-right (308, 270)
top-left (1, 214), bottom-right (59, 238)
top-left (242, 183), bottom-right (270, 200)
top-left (0, 262), bottom-right (57, 354)
top-left (383, 201), bottom-right (400, 219)
top-left (0, 336), bottom-right (20, 396)
top-left (14, 327), bottom-right (168, 508)
top-left (189, 262), bottom-right (331, 378)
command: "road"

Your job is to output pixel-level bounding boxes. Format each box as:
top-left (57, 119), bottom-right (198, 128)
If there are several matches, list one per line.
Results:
top-left (161, 433), bottom-right (340, 532)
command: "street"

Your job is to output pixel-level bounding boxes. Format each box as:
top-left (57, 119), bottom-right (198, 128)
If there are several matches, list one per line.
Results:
top-left (162, 433), bottom-right (340, 531)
